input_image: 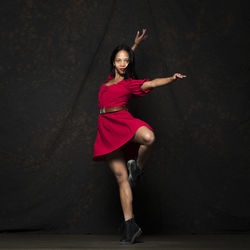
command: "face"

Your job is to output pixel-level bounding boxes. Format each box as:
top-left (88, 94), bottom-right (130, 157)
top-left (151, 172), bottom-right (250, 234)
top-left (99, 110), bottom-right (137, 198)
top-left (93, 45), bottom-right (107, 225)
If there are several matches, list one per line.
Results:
top-left (113, 50), bottom-right (129, 76)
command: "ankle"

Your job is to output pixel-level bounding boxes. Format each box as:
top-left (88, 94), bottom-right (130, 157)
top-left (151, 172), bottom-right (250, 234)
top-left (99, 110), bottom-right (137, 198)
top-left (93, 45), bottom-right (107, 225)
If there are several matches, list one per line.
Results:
top-left (125, 216), bottom-right (134, 222)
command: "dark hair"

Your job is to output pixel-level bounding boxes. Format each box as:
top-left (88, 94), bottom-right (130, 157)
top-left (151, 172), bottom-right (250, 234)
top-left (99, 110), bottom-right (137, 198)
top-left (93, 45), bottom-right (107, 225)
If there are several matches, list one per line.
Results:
top-left (110, 44), bottom-right (137, 79)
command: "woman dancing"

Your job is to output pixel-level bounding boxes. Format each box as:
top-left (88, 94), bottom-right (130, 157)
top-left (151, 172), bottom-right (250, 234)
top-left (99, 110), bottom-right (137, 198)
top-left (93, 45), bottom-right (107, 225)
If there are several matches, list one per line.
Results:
top-left (93, 29), bottom-right (187, 244)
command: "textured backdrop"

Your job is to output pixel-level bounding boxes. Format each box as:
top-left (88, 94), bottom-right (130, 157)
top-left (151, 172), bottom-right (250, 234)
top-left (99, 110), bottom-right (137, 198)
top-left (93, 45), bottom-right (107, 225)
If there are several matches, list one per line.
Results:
top-left (0, 0), bottom-right (249, 234)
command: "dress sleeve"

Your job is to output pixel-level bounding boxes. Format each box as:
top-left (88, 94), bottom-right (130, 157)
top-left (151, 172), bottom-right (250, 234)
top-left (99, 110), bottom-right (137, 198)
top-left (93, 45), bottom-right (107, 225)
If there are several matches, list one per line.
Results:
top-left (127, 78), bottom-right (152, 97)
top-left (104, 74), bottom-right (113, 83)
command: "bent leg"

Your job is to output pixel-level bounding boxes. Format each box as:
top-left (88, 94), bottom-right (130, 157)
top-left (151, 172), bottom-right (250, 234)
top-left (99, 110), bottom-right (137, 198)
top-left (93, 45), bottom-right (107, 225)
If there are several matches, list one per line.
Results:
top-left (130, 126), bottom-right (155, 168)
top-left (106, 149), bottom-right (134, 221)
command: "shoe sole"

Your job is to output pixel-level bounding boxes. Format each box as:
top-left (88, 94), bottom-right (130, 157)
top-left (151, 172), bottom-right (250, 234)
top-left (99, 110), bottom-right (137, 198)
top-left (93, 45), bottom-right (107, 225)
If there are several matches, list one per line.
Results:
top-left (119, 228), bottom-right (142, 245)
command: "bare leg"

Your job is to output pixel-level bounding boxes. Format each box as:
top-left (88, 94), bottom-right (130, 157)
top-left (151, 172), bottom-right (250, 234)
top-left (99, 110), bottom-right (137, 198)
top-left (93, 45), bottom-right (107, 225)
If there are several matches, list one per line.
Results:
top-left (106, 149), bottom-right (134, 221)
top-left (137, 143), bottom-right (154, 168)
top-left (131, 126), bottom-right (155, 169)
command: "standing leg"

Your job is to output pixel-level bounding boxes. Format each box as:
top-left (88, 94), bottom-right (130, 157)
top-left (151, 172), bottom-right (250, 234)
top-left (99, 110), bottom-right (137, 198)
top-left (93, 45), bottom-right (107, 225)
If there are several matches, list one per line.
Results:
top-left (106, 149), bottom-right (133, 221)
top-left (106, 148), bottom-right (142, 244)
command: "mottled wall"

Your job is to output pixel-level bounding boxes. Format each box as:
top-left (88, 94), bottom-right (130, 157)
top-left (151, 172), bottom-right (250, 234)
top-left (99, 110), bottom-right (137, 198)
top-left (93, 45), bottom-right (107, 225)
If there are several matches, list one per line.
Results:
top-left (0, 0), bottom-right (249, 234)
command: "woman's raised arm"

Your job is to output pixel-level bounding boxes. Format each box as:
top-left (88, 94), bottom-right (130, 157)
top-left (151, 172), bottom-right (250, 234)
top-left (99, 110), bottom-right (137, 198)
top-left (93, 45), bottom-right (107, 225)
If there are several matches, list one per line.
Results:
top-left (131, 29), bottom-right (148, 51)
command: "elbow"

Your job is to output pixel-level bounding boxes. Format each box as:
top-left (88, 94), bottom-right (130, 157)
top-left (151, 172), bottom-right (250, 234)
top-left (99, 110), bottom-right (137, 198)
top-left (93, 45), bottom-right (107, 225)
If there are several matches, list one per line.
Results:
top-left (148, 80), bottom-right (156, 89)
top-left (141, 80), bottom-right (157, 90)
top-left (142, 81), bottom-right (154, 90)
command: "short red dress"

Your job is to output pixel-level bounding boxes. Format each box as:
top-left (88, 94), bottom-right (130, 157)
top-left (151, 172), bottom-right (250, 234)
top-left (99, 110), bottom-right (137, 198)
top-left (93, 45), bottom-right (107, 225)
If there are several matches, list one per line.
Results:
top-left (92, 74), bottom-right (154, 161)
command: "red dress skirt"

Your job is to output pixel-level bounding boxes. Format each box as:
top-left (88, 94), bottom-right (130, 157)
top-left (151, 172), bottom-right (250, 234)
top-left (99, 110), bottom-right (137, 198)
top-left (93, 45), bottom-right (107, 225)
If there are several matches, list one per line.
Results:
top-left (92, 74), bottom-right (154, 161)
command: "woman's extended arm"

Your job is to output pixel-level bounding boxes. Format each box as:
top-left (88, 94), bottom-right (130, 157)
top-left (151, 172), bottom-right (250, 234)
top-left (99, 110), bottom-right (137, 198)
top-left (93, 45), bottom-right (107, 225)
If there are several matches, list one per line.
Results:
top-left (141, 73), bottom-right (187, 90)
top-left (131, 29), bottom-right (148, 51)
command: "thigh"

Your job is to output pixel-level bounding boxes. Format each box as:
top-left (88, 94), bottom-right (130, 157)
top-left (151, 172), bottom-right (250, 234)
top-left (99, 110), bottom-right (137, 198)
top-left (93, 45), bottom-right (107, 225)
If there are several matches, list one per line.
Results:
top-left (106, 148), bottom-right (128, 179)
top-left (130, 125), bottom-right (154, 144)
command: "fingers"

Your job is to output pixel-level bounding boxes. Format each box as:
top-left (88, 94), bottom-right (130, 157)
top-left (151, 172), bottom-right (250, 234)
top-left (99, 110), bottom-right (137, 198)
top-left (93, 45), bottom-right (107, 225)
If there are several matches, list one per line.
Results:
top-left (137, 28), bottom-right (147, 39)
top-left (173, 73), bottom-right (187, 80)
top-left (141, 28), bottom-right (147, 39)
top-left (176, 73), bottom-right (187, 79)
top-left (134, 28), bottom-right (148, 45)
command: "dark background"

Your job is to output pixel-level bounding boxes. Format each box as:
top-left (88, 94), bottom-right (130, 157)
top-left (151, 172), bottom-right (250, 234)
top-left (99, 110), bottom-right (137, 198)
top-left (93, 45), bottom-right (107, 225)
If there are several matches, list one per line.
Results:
top-left (0, 0), bottom-right (249, 234)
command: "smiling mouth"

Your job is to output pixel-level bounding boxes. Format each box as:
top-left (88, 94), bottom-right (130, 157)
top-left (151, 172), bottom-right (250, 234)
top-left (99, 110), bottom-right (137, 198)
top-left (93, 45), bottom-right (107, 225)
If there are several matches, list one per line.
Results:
top-left (120, 68), bottom-right (125, 71)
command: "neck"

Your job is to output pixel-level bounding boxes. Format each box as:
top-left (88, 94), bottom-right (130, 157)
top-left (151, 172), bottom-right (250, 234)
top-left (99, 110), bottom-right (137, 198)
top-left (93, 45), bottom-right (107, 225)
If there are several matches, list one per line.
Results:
top-left (114, 71), bottom-right (125, 81)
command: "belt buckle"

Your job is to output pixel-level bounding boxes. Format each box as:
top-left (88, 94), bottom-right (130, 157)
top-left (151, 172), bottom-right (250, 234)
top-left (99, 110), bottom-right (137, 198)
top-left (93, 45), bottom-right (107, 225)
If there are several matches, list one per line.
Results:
top-left (100, 107), bottom-right (105, 114)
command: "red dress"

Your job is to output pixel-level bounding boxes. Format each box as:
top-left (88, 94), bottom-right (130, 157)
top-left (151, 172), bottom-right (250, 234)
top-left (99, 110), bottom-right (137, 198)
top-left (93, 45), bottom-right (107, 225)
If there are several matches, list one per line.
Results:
top-left (92, 74), bottom-right (154, 161)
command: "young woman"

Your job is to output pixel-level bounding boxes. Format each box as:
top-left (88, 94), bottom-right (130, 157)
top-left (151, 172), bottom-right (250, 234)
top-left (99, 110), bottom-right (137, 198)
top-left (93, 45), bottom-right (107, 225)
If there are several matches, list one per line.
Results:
top-left (92, 29), bottom-right (187, 244)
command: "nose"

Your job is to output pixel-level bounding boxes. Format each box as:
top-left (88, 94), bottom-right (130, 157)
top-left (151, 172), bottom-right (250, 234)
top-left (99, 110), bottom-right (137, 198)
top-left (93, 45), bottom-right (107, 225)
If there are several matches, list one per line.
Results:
top-left (121, 61), bottom-right (126, 67)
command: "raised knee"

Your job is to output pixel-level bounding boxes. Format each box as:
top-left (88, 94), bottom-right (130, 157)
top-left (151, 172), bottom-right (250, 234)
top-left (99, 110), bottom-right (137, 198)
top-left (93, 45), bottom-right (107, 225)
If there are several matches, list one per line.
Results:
top-left (143, 132), bottom-right (155, 145)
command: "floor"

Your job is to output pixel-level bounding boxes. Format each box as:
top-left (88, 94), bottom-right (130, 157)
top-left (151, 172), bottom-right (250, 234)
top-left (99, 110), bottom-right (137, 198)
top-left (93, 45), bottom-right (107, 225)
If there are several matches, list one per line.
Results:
top-left (0, 233), bottom-right (249, 249)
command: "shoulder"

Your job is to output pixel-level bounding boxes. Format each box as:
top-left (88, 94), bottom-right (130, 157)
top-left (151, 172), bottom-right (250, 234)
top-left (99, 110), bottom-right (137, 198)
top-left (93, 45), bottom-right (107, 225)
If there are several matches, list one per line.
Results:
top-left (104, 74), bottom-right (114, 83)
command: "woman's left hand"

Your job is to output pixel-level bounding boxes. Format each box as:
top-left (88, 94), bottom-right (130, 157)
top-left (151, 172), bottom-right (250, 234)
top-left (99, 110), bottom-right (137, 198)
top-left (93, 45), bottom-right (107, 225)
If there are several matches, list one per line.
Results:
top-left (172, 73), bottom-right (187, 80)
top-left (134, 28), bottom-right (148, 45)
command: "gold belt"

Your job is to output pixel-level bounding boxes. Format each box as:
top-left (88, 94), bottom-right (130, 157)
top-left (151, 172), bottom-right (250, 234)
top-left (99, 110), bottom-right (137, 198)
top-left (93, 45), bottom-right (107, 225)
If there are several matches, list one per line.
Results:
top-left (99, 106), bottom-right (128, 114)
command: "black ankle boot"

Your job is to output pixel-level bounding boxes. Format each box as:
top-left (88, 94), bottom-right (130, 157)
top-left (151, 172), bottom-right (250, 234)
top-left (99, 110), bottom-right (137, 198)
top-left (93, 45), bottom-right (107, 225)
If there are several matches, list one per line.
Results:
top-left (120, 217), bottom-right (142, 244)
top-left (127, 159), bottom-right (144, 188)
